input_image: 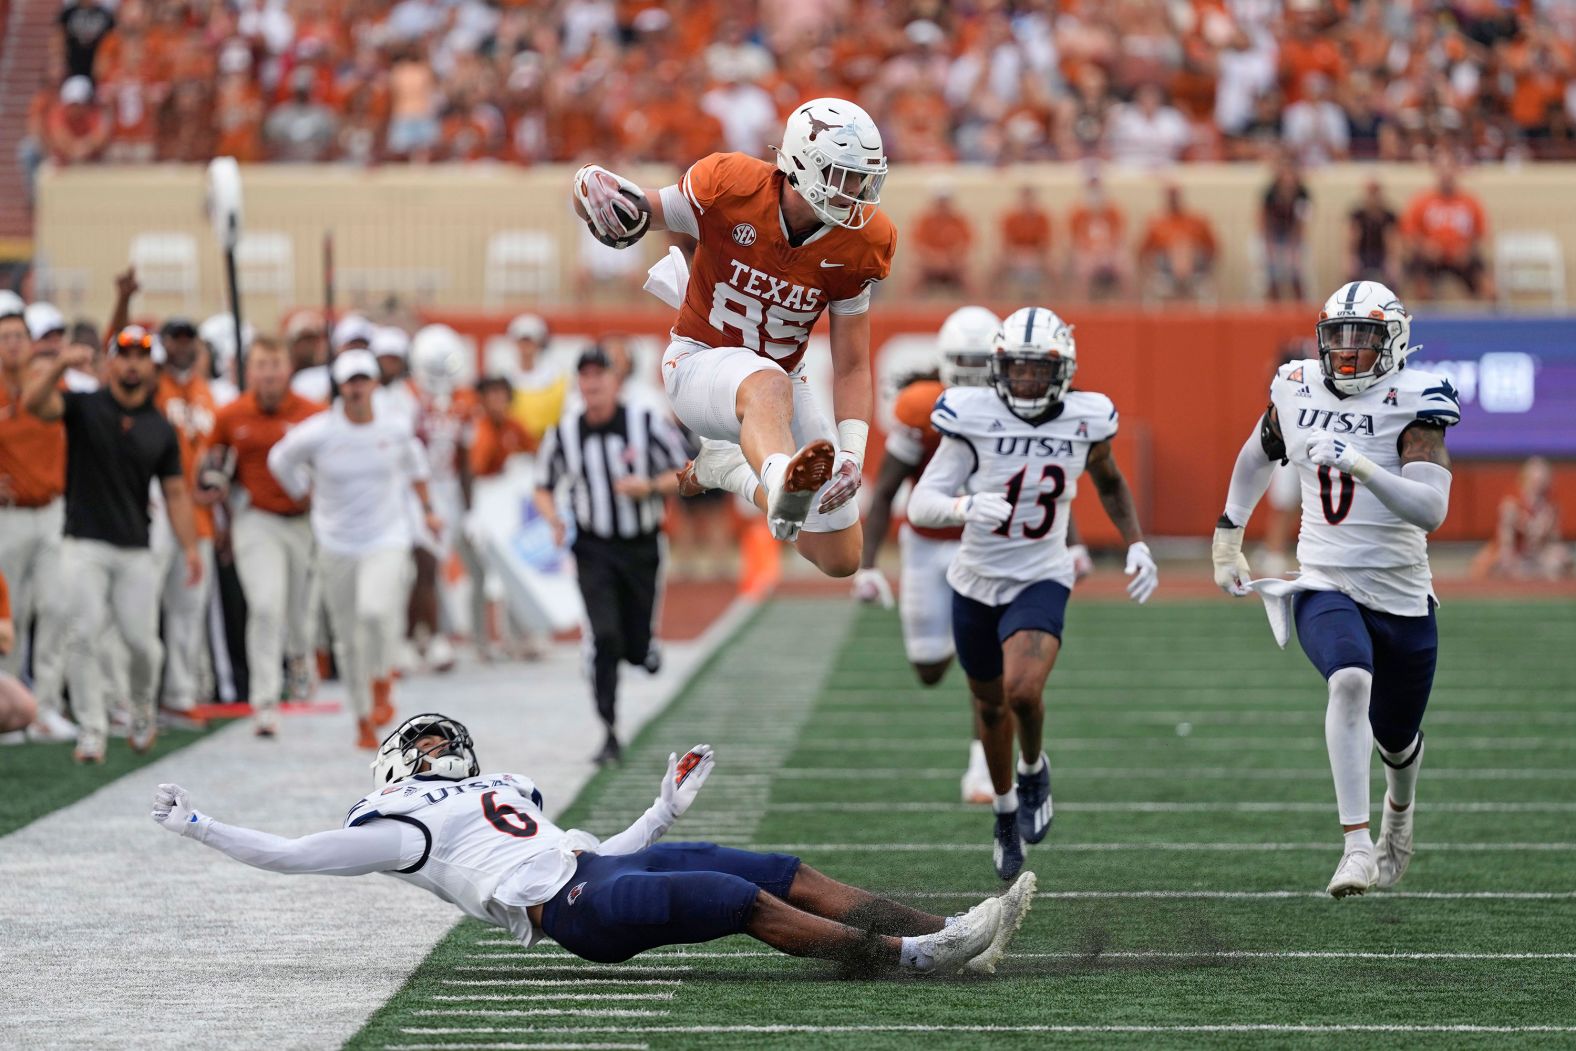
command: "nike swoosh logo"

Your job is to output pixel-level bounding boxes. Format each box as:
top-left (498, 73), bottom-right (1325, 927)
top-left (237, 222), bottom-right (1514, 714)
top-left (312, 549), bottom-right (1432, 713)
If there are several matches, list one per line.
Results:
top-left (819, 260), bottom-right (843, 268)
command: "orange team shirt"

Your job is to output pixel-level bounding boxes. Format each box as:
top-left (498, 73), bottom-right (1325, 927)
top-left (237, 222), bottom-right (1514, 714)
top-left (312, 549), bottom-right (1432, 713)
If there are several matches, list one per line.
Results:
top-left (209, 390), bottom-right (326, 516)
top-left (0, 377), bottom-right (67, 507)
top-left (1141, 213), bottom-right (1216, 257)
top-left (0, 566), bottom-right (9, 620)
top-left (891, 378), bottom-right (962, 541)
top-left (1402, 191), bottom-right (1487, 261)
top-left (469, 414), bottom-right (534, 478)
top-left (156, 372), bottom-right (220, 537)
top-left (1001, 206), bottom-right (1051, 252)
top-left (1070, 204), bottom-right (1125, 254)
top-left (671, 152), bottom-right (897, 373)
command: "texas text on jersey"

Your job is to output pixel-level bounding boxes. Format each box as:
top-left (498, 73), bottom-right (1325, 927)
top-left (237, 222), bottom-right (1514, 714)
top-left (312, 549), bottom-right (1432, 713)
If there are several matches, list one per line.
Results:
top-left (662, 152), bottom-right (897, 372)
top-left (931, 385), bottom-right (1118, 603)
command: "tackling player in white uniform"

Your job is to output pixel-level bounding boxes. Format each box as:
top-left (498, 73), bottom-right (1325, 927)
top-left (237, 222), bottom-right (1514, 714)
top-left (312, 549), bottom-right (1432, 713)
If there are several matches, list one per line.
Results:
top-left (1212, 281), bottom-right (1459, 898)
top-left (909, 307), bottom-right (1158, 879)
top-left (153, 713), bottom-right (1034, 974)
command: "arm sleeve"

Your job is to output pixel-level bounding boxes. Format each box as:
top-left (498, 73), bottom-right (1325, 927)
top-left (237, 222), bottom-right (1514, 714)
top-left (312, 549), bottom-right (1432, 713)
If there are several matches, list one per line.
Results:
top-left (658, 183), bottom-right (699, 238)
top-left (595, 799), bottom-right (678, 856)
top-left (908, 435), bottom-right (977, 528)
top-left (1360, 460), bottom-right (1452, 532)
top-left (192, 817), bottom-right (424, 876)
top-left (266, 418), bottom-right (316, 500)
top-left (1222, 426), bottom-right (1278, 528)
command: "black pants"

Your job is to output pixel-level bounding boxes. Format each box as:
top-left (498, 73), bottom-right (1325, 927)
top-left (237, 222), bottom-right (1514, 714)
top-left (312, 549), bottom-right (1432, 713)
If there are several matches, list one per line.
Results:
top-left (573, 533), bottom-right (661, 729)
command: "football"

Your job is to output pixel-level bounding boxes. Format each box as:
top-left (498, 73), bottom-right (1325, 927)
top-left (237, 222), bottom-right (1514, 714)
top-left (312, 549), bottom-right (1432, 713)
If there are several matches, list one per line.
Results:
top-left (590, 187), bottom-right (651, 250)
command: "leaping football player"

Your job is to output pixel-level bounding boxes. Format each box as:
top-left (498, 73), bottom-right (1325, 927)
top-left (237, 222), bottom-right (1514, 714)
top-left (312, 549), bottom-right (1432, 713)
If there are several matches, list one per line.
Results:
top-left (853, 306), bottom-right (1093, 805)
top-left (152, 714), bottom-right (1034, 975)
top-left (1212, 281), bottom-right (1459, 898)
top-left (909, 308), bottom-right (1158, 879)
top-left (570, 98), bottom-right (896, 576)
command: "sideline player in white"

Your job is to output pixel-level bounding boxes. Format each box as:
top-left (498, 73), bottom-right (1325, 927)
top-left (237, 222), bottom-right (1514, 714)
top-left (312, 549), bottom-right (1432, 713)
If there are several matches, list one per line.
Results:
top-left (909, 307), bottom-right (1158, 879)
top-left (1212, 281), bottom-right (1459, 898)
top-left (570, 98), bottom-right (896, 574)
top-left (151, 713), bottom-right (1033, 975)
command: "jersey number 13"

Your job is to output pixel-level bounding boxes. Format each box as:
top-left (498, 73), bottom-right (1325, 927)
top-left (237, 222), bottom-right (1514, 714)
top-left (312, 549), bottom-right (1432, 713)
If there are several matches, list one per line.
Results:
top-left (993, 464), bottom-right (1067, 539)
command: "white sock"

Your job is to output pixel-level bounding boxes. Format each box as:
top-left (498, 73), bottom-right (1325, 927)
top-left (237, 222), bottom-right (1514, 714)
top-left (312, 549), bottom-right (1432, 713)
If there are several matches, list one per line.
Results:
top-left (1344, 827), bottom-right (1373, 854)
top-left (1017, 753), bottom-right (1045, 776)
top-left (1378, 733), bottom-right (1424, 811)
top-left (720, 459), bottom-right (761, 503)
top-left (993, 788), bottom-right (1019, 814)
top-left (759, 453), bottom-right (790, 498)
top-left (898, 935), bottom-right (931, 971)
top-left (1325, 668), bottom-right (1374, 828)
top-left (967, 740), bottom-right (987, 770)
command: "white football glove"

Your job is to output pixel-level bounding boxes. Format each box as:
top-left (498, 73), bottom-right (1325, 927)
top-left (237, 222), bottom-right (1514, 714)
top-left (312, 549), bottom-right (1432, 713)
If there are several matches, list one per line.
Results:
top-left (151, 783), bottom-right (209, 838)
top-left (1305, 429), bottom-right (1375, 481)
top-left (1211, 525), bottom-right (1253, 596)
top-left (817, 451), bottom-right (862, 514)
top-left (572, 164), bottom-right (647, 244)
top-left (851, 567), bottom-right (895, 609)
top-left (1124, 541), bottom-right (1159, 604)
top-left (955, 492), bottom-right (1013, 528)
top-left (1069, 543), bottom-right (1094, 582)
top-left (659, 744), bottom-right (715, 820)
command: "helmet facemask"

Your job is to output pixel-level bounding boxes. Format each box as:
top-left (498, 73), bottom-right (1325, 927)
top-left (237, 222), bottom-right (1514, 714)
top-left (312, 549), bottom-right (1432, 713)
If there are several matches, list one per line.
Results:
top-left (1317, 318), bottom-right (1392, 395)
top-left (941, 351), bottom-right (992, 388)
top-left (798, 157), bottom-right (886, 229)
top-left (991, 351), bottom-right (1075, 420)
top-left (372, 713), bottom-right (481, 786)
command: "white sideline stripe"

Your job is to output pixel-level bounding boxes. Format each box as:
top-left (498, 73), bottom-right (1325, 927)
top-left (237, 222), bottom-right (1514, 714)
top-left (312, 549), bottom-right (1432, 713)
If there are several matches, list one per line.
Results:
top-left (767, 801), bottom-right (1576, 814)
top-left (906, 890), bottom-right (1576, 901)
top-left (440, 981), bottom-right (684, 988)
top-left (387, 1044), bottom-right (649, 1050)
top-left (415, 1010), bottom-right (668, 1019)
top-left (748, 842), bottom-right (1576, 853)
top-left (819, 709), bottom-right (1576, 726)
top-left (432, 995), bottom-right (675, 1003)
top-left (794, 736), bottom-right (1557, 750)
top-left (776, 767), bottom-right (1576, 781)
top-left (452, 949), bottom-right (1576, 962)
top-left (455, 965), bottom-right (694, 975)
top-left (402, 1025), bottom-right (1576, 1036)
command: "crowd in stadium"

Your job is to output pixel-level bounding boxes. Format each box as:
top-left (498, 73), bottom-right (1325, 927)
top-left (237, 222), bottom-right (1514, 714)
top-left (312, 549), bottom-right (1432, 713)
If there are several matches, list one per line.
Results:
top-left (28, 0), bottom-right (1576, 173)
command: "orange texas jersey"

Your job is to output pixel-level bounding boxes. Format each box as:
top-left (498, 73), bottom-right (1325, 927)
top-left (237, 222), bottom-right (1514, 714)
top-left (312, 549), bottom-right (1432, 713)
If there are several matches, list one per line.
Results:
top-left (671, 152), bottom-right (897, 373)
top-left (892, 378), bottom-right (962, 541)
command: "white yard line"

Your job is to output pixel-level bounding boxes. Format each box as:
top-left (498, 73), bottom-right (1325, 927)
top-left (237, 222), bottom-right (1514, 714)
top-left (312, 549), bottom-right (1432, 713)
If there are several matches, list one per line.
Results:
top-left (454, 965), bottom-right (696, 975)
top-left (449, 949), bottom-right (1576, 962)
top-left (791, 736), bottom-right (1560, 750)
top-left (431, 995), bottom-right (675, 1003)
top-left (0, 600), bottom-right (753, 1051)
top-left (767, 801), bottom-right (1576, 814)
top-left (746, 842), bottom-right (1576, 852)
top-left (400, 1025), bottom-right (1576, 1036)
top-left (412, 1010), bottom-right (669, 1019)
top-left (775, 766), bottom-right (1576, 780)
top-left (386, 1044), bottom-right (649, 1050)
top-left (904, 889), bottom-right (1576, 900)
top-left (439, 980), bottom-right (684, 988)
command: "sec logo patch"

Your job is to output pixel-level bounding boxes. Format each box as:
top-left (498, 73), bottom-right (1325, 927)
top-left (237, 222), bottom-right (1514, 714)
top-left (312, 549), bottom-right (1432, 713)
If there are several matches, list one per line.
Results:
top-left (567, 881), bottom-right (587, 905)
top-left (732, 223), bottom-right (757, 246)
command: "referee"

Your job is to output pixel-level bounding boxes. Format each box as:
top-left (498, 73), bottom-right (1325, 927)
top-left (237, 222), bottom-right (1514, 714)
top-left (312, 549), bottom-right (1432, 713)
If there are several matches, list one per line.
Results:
top-left (534, 347), bottom-right (687, 765)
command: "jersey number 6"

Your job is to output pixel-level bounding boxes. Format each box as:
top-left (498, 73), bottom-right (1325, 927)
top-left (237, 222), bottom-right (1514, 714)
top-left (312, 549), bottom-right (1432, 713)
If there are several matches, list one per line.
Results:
top-left (993, 464), bottom-right (1067, 539)
top-left (482, 790), bottom-right (539, 839)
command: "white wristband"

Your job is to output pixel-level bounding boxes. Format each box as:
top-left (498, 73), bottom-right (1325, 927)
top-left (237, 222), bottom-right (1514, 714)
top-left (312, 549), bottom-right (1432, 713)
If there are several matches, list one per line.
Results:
top-left (836, 419), bottom-right (869, 465)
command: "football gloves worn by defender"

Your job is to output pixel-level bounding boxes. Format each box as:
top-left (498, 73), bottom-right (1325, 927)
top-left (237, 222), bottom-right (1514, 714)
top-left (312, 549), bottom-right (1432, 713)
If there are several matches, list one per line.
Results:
top-left (1305, 430), bottom-right (1376, 481)
top-left (1211, 524), bottom-right (1253, 596)
top-left (1069, 543), bottom-right (1094, 582)
top-left (152, 783), bottom-right (211, 839)
top-left (573, 164), bottom-right (650, 249)
top-left (1124, 541), bottom-right (1159, 604)
top-left (954, 492), bottom-right (1013, 528)
top-left (658, 744), bottom-right (715, 821)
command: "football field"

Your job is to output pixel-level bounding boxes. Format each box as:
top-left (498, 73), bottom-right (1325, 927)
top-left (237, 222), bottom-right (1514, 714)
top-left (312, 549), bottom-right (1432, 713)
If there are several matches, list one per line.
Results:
top-left (349, 595), bottom-right (1576, 1050)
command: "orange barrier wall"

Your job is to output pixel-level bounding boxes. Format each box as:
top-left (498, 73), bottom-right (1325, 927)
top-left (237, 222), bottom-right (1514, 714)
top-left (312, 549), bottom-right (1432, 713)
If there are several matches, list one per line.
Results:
top-left (426, 306), bottom-right (1576, 544)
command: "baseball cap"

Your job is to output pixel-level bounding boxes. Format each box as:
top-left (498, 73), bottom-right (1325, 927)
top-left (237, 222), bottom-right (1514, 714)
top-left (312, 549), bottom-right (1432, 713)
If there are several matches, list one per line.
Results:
top-left (25, 302), bottom-right (65, 341)
top-left (576, 346), bottom-right (611, 372)
top-left (285, 310), bottom-right (325, 339)
top-left (160, 317), bottom-right (198, 340)
top-left (371, 325), bottom-right (410, 360)
top-left (508, 313), bottom-right (548, 344)
top-left (109, 325), bottom-right (156, 356)
top-left (332, 314), bottom-right (375, 350)
top-left (60, 76), bottom-right (93, 106)
top-left (331, 349), bottom-right (380, 384)
top-left (0, 290), bottom-right (24, 320)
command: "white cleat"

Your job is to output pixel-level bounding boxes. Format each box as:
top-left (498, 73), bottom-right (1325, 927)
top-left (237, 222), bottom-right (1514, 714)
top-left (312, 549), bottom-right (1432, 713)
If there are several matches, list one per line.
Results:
top-left (428, 635), bottom-right (457, 674)
top-left (26, 708), bottom-right (79, 742)
top-left (1327, 848), bottom-right (1378, 898)
top-left (966, 870), bottom-right (1037, 975)
top-left (677, 438), bottom-right (750, 497)
top-left (961, 741), bottom-right (993, 804)
top-left (1375, 804), bottom-right (1414, 889)
top-left (911, 897), bottom-right (1002, 975)
top-left (765, 440), bottom-right (834, 542)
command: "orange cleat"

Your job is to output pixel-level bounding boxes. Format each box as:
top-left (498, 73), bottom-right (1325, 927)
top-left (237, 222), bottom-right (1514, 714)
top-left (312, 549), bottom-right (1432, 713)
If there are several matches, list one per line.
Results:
top-left (371, 677), bottom-right (395, 728)
top-left (356, 717), bottom-right (379, 750)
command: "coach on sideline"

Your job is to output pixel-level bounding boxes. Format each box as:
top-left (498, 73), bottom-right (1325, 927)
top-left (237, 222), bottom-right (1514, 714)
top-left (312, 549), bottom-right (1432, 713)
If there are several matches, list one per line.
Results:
top-left (23, 326), bottom-right (202, 763)
top-left (268, 349), bottom-right (440, 750)
top-left (534, 347), bottom-right (688, 765)
top-left (204, 336), bottom-right (325, 737)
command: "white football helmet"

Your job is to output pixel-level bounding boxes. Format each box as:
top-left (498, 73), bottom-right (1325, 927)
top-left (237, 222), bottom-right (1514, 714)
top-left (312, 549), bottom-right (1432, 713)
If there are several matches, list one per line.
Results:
top-left (991, 306), bottom-right (1077, 420)
top-left (938, 306), bottom-right (1000, 388)
top-left (1316, 281), bottom-right (1415, 395)
top-left (775, 98), bottom-right (887, 230)
top-left (372, 713), bottom-right (480, 787)
top-left (199, 314), bottom-right (254, 370)
top-left (411, 324), bottom-right (466, 394)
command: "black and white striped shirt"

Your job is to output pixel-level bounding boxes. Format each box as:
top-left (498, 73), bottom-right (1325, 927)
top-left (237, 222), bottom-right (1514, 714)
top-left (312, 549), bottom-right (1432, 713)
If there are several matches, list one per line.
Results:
top-left (538, 402), bottom-right (689, 540)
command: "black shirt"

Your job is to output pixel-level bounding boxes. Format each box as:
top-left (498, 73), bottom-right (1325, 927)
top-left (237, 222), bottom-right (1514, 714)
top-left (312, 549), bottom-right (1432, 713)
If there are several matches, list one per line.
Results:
top-left (1262, 181), bottom-right (1310, 241)
top-left (1349, 206), bottom-right (1397, 272)
top-left (58, 2), bottom-right (115, 81)
top-left (61, 388), bottom-right (182, 548)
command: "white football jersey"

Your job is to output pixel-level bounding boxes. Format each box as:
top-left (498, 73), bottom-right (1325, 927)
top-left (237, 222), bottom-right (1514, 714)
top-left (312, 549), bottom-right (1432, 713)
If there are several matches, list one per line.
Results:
top-left (929, 386), bottom-right (1118, 604)
top-left (344, 772), bottom-right (592, 945)
top-left (1269, 359), bottom-right (1460, 605)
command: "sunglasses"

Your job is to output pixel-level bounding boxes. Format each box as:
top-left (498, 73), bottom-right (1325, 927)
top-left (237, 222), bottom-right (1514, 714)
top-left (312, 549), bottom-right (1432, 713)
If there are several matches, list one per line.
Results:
top-left (115, 330), bottom-right (156, 357)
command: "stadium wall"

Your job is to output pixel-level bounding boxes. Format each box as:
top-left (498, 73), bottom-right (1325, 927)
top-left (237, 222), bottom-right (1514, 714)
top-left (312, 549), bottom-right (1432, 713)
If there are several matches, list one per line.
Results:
top-left (34, 162), bottom-right (1576, 326)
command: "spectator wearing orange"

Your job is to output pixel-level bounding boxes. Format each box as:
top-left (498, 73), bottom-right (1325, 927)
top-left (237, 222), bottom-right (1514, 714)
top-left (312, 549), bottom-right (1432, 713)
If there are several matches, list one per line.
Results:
top-left (1278, 13), bottom-right (1344, 104)
top-left (1067, 173), bottom-right (1127, 300)
top-left (470, 376), bottom-right (534, 477)
top-left (212, 44), bottom-right (266, 163)
top-left (0, 567), bottom-right (41, 736)
top-left (911, 185), bottom-right (973, 298)
top-left (1402, 157), bottom-right (1493, 301)
top-left (204, 337), bottom-right (326, 736)
top-left (1472, 457), bottom-right (1571, 581)
top-left (1139, 184), bottom-right (1218, 302)
top-left (995, 185), bottom-right (1054, 298)
top-left (45, 76), bottom-right (111, 165)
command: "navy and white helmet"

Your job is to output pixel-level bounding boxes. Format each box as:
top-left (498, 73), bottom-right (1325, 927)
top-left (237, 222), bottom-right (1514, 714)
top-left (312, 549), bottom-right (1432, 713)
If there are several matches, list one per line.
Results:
top-left (775, 98), bottom-right (887, 230)
top-left (1316, 281), bottom-right (1415, 395)
top-left (371, 713), bottom-right (481, 786)
top-left (990, 306), bottom-right (1076, 420)
top-left (937, 305), bottom-right (999, 388)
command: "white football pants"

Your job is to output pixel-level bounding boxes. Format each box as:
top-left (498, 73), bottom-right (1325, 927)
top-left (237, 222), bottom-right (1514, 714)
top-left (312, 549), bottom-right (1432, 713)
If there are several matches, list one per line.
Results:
top-left (0, 500), bottom-right (67, 712)
top-left (317, 546), bottom-right (409, 721)
top-left (899, 525), bottom-right (960, 666)
top-left (157, 537), bottom-right (214, 711)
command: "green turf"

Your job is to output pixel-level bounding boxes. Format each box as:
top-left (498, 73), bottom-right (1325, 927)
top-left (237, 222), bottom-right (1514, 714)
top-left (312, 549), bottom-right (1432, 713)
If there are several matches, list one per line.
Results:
top-left (348, 597), bottom-right (1576, 1050)
top-left (0, 726), bottom-right (212, 837)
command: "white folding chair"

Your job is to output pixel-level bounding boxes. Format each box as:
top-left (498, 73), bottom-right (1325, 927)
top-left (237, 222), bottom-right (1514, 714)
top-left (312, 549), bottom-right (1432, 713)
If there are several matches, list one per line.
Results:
top-left (235, 231), bottom-right (295, 306)
top-left (129, 233), bottom-right (200, 310)
top-left (484, 230), bottom-right (559, 306)
top-left (1495, 231), bottom-right (1566, 309)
